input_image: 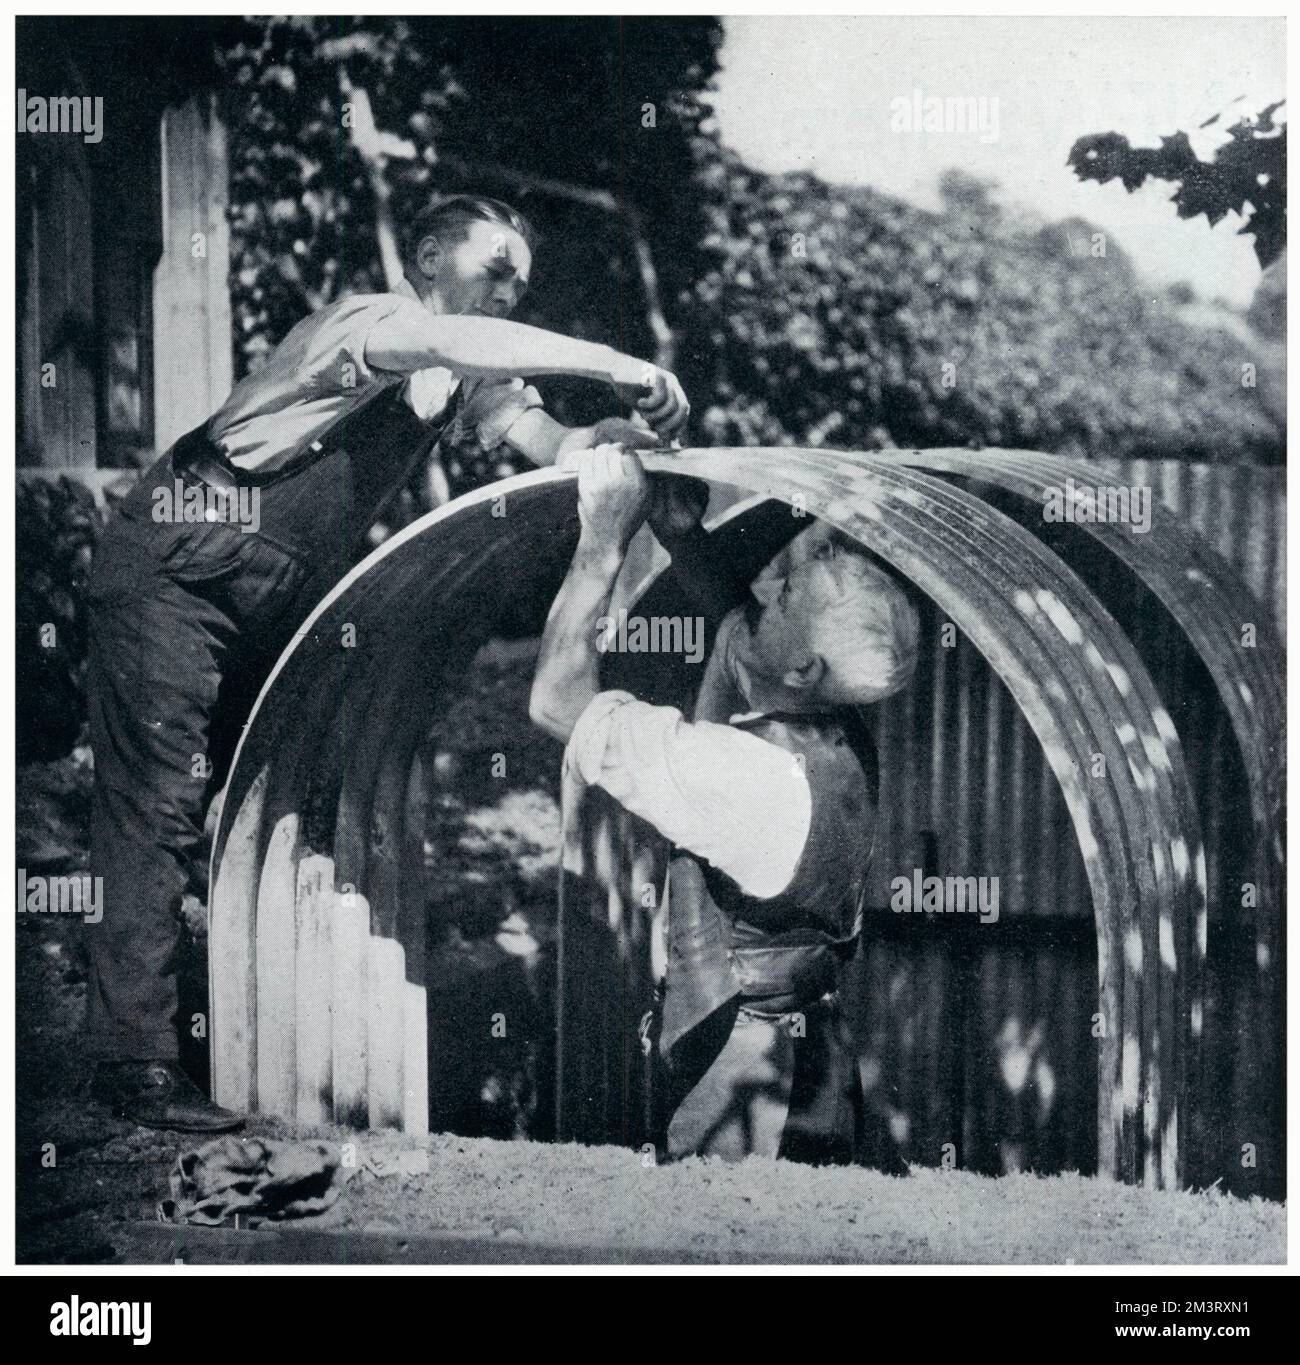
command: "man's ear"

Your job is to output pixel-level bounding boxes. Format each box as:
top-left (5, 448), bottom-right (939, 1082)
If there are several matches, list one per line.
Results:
top-left (782, 653), bottom-right (825, 694)
top-left (414, 233), bottom-right (442, 280)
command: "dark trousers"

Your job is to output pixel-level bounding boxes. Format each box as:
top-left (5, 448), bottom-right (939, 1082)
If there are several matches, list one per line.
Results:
top-left (85, 462), bottom-right (314, 1061)
top-left (663, 996), bottom-right (859, 1163)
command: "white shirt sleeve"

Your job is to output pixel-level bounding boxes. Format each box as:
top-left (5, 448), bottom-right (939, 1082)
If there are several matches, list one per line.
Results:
top-left (564, 690), bottom-right (812, 899)
top-left (210, 294), bottom-right (418, 468)
top-left (298, 294), bottom-right (424, 391)
top-left (461, 377), bottom-right (545, 450)
top-left (404, 366), bottom-right (459, 421)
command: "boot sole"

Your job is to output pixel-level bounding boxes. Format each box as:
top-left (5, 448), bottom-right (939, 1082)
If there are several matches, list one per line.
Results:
top-left (94, 1097), bottom-right (245, 1136)
top-left (124, 1114), bottom-right (245, 1135)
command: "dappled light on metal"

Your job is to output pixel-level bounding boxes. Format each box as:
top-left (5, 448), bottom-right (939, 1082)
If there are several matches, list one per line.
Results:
top-left (209, 448), bottom-right (1283, 1191)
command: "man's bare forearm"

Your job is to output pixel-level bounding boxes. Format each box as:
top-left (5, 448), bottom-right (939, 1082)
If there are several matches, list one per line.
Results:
top-left (505, 413), bottom-right (661, 473)
top-left (367, 311), bottom-right (645, 387)
top-left (498, 410), bottom-right (587, 468)
top-left (502, 417), bottom-right (647, 472)
top-left (529, 530), bottom-right (625, 743)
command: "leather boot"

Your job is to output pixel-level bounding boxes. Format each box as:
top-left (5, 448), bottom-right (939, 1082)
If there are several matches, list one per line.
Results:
top-left (92, 1060), bottom-right (244, 1134)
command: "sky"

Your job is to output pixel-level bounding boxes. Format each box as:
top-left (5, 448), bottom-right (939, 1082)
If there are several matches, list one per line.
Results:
top-left (709, 15), bottom-right (1285, 307)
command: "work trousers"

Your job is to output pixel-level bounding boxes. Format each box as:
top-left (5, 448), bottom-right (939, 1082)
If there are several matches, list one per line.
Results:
top-left (84, 459), bottom-right (318, 1060)
top-left (664, 996), bottom-right (859, 1163)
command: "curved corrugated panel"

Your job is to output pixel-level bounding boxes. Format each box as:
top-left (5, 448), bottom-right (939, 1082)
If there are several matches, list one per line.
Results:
top-left (895, 448), bottom-right (1282, 850)
top-left (891, 447), bottom-right (1284, 1182)
top-left (209, 449), bottom-right (1279, 1190)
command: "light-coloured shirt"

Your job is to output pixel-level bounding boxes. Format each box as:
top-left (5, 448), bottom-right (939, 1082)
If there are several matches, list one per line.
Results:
top-left (563, 689), bottom-right (813, 900)
top-left (207, 280), bottom-right (543, 473)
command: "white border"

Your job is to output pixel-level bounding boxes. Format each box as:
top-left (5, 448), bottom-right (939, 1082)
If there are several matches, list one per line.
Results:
top-left (2, 2), bottom-right (1292, 1279)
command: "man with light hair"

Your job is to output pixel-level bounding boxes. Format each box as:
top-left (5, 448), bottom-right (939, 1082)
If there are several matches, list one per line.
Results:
top-left (531, 449), bottom-right (919, 1162)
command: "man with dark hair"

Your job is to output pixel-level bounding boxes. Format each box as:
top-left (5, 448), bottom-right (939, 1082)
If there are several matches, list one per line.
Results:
top-left (402, 193), bottom-right (539, 256)
top-left (87, 194), bottom-right (689, 1132)
top-left (531, 449), bottom-right (919, 1163)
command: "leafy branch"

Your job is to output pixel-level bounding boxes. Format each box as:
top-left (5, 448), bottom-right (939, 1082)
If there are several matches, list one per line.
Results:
top-left (1068, 102), bottom-right (1285, 267)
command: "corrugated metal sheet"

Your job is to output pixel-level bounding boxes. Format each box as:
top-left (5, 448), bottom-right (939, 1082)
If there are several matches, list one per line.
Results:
top-left (869, 452), bottom-right (1284, 1191)
top-left (1123, 460), bottom-right (1285, 635)
top-left (638, 449), bottom-right (1205, 1188)
top-left (207, 451), bottom-right (1284, 1196)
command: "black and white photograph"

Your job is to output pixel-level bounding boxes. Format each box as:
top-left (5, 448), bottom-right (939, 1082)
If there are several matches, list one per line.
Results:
top-left (6, 7), bottom-right (1290, 1295)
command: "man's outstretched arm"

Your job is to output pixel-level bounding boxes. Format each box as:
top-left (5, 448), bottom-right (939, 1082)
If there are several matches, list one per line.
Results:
top-left (503, 412), bottom-right (663, 470)
top-left (529, 446), bottom-right (650, 744)
top-left (367, 310), bottom-right (689, 438)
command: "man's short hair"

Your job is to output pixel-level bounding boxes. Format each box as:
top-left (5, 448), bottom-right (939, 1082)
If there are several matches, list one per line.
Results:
top-left (402, 194), bottom-right (537, 269)
top-left (811, 553), bottom-right (920, 705)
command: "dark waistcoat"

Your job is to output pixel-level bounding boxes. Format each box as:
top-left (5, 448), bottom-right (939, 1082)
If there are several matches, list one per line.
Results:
top-left (660, 711), bottom-right (878, 1057)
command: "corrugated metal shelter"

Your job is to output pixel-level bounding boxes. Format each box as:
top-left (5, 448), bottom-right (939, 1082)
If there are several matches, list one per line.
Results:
top-left (208, 451), bottom-right (1284, 1194)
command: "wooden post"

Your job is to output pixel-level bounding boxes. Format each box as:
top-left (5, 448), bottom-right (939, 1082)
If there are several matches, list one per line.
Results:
top-left (294, 855), bottom-right (336, 1126)
top-left (330, 890), bottom-right (370, 1127)
top-left (367, 938), bottom-right (406, 1129)
top-left (152, 93), bottom-right (232, 452)
top-left (255, 811), bottom-right (300, 1119)
top-left (22, 138), bottom-right (98, 468)
top-left (209, 765), bottom-right (267, 1114)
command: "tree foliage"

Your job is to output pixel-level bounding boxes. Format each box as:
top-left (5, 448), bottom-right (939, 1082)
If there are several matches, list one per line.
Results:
top-left (682, 151), bottom-right (1281, 462)
top-left (220, 18), bottom-right (717, 371)
top-left (220, 18), bottom-right (1282, 475)
top-left (1068, 103), bottom-right (1286, 268)
top-left (16, 478), bottom-right (99, 762)
top-left (219, 16), bottom-right (721, 487)
top-left (16, 20), bottom-right (1286, 763)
